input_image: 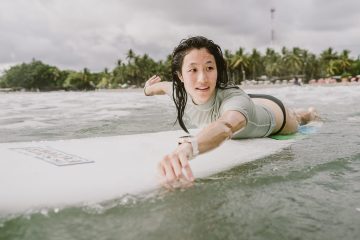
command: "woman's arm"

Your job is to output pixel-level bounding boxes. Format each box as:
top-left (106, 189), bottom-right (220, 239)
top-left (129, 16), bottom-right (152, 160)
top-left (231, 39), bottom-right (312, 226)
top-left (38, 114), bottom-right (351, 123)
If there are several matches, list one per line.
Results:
top-left (158, 110), bottom-right (247, 188)
top-left (197, 110), bottom-right (246, 153)
top-left (144, 75), bottom-right (172, 96)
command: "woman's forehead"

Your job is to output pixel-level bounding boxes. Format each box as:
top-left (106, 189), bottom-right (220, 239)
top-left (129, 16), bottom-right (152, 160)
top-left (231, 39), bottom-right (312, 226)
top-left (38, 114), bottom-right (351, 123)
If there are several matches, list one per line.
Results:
top-left (183, 48), bottom-right (215, 65)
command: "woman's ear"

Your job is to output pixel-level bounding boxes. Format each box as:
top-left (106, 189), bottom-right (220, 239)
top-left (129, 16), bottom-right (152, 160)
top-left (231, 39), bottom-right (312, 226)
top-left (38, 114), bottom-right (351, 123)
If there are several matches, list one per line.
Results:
top-left (177, 71), bottom-right (184, 82)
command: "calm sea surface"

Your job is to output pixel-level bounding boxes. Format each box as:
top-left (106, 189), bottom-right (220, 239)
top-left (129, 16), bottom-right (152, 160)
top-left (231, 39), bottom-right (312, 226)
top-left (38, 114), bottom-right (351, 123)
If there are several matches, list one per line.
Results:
top-left (1, 85), bottom-right (359, 240)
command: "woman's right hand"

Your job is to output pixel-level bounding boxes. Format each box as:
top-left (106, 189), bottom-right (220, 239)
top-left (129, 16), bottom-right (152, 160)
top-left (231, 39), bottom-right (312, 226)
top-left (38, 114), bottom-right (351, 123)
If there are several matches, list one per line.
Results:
top-left (144, 75), bottom-right (161, 96)
top-left (157, 142), bottom-right (195, 189)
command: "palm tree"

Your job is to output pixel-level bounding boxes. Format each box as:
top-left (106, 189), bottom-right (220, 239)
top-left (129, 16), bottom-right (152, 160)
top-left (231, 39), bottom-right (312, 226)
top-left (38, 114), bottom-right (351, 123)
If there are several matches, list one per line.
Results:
top-left (320, 47), bottom-right (338, 77)
top-left (282, 47), bottom-right (303, 77)
top-left (126, 49), bottom-right (135, 64)
top-left (116, 59), bottom-right (122, 67)
top-left (301, 49), bottom-right (309, 76)
top-left (320, 47), bottom-right (338, 62)
top-left (82, 68), bottom-right (90, 82)
top-left (337, 50), bottom-right (351, 74)
top-left (161, 54), bottom-right (172, 81)
top-left (303, 53), bottom-right (320, 82)
top-left (326, 60), bottom-right (338, 76)
top-left (248, 48), bottom-right (263, 80)
top-left (263, 48), bottom-right (281, 80)
top-left (224, 49), bottom-right (235, 84)
top-left (281, 46), bottom-right (289, 56)
top-left (230, 48), bottom-right (249, 84)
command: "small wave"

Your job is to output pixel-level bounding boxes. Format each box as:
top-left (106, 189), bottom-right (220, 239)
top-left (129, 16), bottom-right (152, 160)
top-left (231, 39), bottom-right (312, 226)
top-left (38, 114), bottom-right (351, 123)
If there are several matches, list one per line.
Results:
top-left (0, 120), bottom-right (53, 129)
top-left (80, 194), bottom-right (140, 215)
top-left (92, 110), bottom-right (131, 120)
top-left (0, 207), bottom-right (63, 227)
top-left (347, 116), bottom-right (360, 122)
top-left (80, 191), bottom-right (163, 215)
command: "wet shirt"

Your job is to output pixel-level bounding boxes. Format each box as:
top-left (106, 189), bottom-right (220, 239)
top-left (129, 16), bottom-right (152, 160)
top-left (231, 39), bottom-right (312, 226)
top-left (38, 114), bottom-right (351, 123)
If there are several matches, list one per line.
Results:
top-left (184, 88), bottom-right (274, 139)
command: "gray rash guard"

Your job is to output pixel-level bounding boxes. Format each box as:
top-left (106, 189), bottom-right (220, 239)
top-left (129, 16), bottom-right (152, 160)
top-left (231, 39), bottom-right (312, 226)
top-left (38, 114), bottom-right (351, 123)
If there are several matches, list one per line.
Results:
top-left (183, 88), bottom-right (276, 139)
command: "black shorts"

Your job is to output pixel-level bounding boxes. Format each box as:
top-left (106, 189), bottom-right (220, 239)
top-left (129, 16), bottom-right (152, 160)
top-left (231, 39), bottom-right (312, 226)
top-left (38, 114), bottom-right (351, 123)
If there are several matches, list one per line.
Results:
top-left (248, 94), bottom-right (287, 135)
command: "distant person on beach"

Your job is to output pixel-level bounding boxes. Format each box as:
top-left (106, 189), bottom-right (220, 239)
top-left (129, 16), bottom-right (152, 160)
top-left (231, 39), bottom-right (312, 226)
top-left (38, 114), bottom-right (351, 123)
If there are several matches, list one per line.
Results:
top-left (294, 77), bottom-right (302, 86)
top-left (144, 36), bottom-right (318, 188)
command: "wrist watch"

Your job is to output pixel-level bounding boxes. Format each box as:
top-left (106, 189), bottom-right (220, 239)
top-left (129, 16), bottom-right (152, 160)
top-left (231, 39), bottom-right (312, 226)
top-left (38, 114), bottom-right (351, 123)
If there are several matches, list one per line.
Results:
top-left (178, 135), bottom-right (200, 158)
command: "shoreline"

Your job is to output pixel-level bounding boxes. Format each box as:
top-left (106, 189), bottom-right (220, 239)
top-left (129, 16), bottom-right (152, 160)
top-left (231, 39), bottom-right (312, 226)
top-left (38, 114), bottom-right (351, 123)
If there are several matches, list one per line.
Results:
top-left (1, 82), bottom-right (359, 93)
top-left (95, 82), bottom-right (360, 92)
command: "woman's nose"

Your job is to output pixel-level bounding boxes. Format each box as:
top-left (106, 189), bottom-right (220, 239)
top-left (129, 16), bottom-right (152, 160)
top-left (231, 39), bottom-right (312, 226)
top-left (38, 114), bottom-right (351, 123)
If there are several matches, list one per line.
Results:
top-left (197, 70), bottom-right (207, 83)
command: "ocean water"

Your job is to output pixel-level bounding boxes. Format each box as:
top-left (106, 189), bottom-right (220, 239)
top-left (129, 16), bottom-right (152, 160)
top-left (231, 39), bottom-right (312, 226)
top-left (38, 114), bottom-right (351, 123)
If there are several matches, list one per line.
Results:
top-left (0, 85), bottom-right (360, 240)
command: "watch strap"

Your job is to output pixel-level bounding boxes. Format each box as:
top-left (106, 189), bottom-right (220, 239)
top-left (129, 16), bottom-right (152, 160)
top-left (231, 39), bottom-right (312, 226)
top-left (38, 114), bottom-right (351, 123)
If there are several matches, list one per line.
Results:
top-left (178, 136), bottom-right (199, 158)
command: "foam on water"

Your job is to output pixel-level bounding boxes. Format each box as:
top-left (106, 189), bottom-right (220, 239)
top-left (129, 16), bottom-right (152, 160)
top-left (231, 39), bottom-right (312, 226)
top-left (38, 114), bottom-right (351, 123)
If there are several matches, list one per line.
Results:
top-left (0, 85), bottom-right (359, 142)
top-left (0, 91), bottom-right (173, 141)
top-left (0, 120), bottom-right (54, 130)
top-left (247, 85), bottom-right (359, 106)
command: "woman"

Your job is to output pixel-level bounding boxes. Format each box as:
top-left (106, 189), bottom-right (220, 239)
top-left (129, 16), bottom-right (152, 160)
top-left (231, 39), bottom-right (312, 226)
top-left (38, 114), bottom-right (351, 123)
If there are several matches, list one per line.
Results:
top-left (144, 36), bottom-right (317, 187)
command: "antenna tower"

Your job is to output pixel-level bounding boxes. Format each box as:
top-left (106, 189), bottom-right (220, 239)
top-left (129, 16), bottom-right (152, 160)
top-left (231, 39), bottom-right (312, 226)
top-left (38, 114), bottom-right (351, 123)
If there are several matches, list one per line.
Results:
top-left (270, 8), bottom-right (276, 47)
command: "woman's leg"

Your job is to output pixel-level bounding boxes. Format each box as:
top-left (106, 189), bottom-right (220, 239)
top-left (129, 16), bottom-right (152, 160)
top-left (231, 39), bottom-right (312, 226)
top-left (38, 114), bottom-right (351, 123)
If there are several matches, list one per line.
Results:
top-left (293, 107), bottom-right (319, 125)
top-left (252, 97), bottom-right (319, 135)
top-left (280, 107), bottom-right (319, 134)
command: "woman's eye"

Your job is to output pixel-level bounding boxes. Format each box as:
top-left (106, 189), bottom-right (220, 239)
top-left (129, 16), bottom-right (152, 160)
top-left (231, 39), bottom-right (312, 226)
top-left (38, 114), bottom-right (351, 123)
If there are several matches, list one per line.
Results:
top-left (188, 69), bottom-right (196, 72)
top-left (207, 66), bottom-right (214, 71)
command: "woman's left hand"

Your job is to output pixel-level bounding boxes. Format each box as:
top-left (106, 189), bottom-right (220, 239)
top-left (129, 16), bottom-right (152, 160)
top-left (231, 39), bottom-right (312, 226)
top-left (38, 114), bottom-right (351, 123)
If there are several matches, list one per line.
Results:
top-left (158, 143), bottom-right (195, 189)
top-left (144, 75), bottom-right (161, 96)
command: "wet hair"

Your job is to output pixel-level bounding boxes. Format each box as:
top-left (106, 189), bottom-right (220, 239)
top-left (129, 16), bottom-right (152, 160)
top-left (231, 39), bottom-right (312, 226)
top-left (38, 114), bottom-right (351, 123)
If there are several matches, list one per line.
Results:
top-left (171, 36), bottom-right (234, 133)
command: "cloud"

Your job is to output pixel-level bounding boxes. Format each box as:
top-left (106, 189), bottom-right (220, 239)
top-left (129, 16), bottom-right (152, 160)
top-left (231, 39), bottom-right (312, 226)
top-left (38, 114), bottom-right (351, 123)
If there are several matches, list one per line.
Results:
top-left (0, 0), bottom-right (359, 73)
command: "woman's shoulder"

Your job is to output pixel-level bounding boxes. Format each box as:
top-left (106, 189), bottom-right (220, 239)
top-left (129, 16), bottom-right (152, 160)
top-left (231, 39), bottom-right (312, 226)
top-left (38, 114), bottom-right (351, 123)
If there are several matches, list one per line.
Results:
top-left (216, 86), bottom-right (248, 99)
top-left (216, 86), bottom-right (254, 116)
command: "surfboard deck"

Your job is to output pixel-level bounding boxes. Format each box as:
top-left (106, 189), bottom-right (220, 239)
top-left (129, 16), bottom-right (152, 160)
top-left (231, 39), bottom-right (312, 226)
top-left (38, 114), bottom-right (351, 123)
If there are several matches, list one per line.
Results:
top-left (0, 125), bottom-right (318, 215)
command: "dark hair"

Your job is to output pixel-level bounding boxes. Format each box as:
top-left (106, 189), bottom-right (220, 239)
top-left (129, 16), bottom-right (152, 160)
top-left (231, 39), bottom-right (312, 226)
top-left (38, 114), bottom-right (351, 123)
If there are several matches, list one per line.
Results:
top-left (171, 36), bottom-right (234, 133)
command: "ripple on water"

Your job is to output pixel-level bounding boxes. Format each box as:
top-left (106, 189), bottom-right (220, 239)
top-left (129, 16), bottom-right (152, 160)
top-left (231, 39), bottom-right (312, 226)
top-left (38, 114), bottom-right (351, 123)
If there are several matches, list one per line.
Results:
top-left (0, 120), bottom-right (54, 129)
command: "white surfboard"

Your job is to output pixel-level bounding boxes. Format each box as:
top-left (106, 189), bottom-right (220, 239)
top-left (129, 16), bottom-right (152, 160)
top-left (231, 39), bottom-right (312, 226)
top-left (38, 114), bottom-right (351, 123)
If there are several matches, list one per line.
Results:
top-left (0, 129), bottom-right (303, 215)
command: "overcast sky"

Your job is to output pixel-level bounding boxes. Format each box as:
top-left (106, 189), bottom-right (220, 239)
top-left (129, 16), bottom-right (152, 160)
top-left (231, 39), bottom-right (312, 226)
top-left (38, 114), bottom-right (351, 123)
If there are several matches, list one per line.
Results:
top-left (1, 0), bottom-right (359, 73)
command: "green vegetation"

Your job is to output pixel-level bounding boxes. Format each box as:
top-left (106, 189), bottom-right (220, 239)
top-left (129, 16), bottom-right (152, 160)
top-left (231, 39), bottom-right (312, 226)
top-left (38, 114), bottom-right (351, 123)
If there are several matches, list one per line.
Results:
top-left (1, 47), bottom-right (359, 91)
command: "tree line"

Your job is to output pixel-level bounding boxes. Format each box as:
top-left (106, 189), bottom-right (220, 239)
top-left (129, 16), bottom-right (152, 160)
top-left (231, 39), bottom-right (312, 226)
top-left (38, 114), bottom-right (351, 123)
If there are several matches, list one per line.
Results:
top-left (1, 47), bottom-right (359, 91)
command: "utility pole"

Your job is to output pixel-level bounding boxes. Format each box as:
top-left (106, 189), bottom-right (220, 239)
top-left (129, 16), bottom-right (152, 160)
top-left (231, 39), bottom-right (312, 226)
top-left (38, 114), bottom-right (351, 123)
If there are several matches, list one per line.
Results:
top-left (270, 8), bottom-right (275, 47)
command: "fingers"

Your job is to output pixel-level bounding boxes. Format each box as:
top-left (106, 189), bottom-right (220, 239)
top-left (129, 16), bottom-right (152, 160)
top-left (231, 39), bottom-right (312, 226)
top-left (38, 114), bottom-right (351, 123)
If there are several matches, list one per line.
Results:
top-left (178, 151), bottom-right (195, 182)
top-left (171, 154), bottom-right (183, 179)
top-left (150, 75), bottom-right (161, 85)
top-left (144, 75), bottom-right (161, 96)
top-left (162, 155), bottom-right (177, 182)
top-left (157, 153), bottom-right (195, 189)
top-left (157, 163), bottom-right (173, 190)
top-left (147, 75), bottom-right (161, 86)
top-left (158, 174), bottom-right (193, 190)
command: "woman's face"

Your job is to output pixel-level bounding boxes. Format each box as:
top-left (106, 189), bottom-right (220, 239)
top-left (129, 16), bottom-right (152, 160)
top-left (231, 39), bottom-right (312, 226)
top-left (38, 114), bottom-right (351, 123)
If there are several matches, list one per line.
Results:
top-left (178, 48), bottom-right (217, 104)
